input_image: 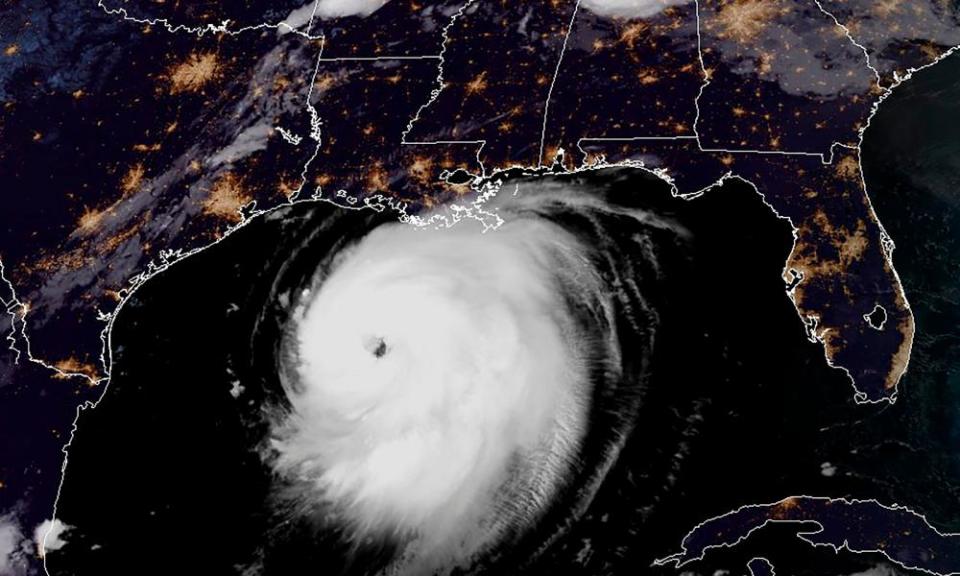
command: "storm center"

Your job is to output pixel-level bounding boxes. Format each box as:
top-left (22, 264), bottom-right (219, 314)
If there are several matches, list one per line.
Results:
top-left (362, 334), bottom-right (389, 359)
top-left (272, 216), bottom-right (595, 574)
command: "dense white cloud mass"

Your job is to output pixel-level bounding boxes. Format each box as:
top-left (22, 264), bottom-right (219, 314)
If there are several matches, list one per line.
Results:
top-left (280, 2), bottom-right (318, 30)
top-left (273, 213), bottom-right (593, 573)
top-left (33, 519), bottom-right (70, 557)
top-left (0, 517), bottom-right (23, 576)
top-left (316, 0), bottom-right (390, 18)
top-left (580, 0), bottom-right (693, 18)
top-left (282, 0), bottom-right (390, 28)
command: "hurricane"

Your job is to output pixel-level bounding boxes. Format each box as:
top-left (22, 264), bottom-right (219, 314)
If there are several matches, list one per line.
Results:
top-left (246, 182), bottom-right (686, 575)
top-left (51, 171), bottom-right (806, 576)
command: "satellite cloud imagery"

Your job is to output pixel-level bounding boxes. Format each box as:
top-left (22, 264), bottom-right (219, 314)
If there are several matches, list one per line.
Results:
top-left (1, 0), bottom-right (960, 575)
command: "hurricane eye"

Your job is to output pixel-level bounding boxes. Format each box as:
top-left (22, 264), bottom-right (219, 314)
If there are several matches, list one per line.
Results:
top-left (363, 335), bottom-right (389, 359)
top-left (42, 175), bottom-right (750, 576)
top-left (267, 213), bottom-right (614, 576)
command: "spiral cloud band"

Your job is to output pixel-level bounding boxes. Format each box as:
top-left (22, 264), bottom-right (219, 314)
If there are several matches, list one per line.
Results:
top-left (41, 174), bottom-right (709, 576)
top-left (251, 182), bottom-right (690, 574)
top-left (273, 212), bottom-right (603, 571)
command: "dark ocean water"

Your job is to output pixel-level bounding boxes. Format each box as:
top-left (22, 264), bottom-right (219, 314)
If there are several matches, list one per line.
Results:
top-left (1, 12), bottom-right (958, 572)
top-left (38, 52), bottom-right (960, 576)
top-left (861, 51), bottom-right (960, 531)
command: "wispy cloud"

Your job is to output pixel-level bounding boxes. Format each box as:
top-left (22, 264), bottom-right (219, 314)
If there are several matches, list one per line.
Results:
top-left (581, 0), bottom-right (692, 18)
top-left (845, 564), bottom-right (910, 576)
top-left (0, 514), bottom-right (28, 576)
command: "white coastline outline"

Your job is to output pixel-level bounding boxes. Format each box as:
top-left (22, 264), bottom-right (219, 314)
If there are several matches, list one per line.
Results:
top-left (1, 0), bottom-right (956, 572)
top-left (95, 0), bottom-right (324, 40)
top-left (747, 556), bottom-right (777, 576)
top-left (864, 304), bottom-right (889, 331)
top-left (652, 496), bottom-right (960, 576)
top-left (397, 0), bottom-right (937, 405)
